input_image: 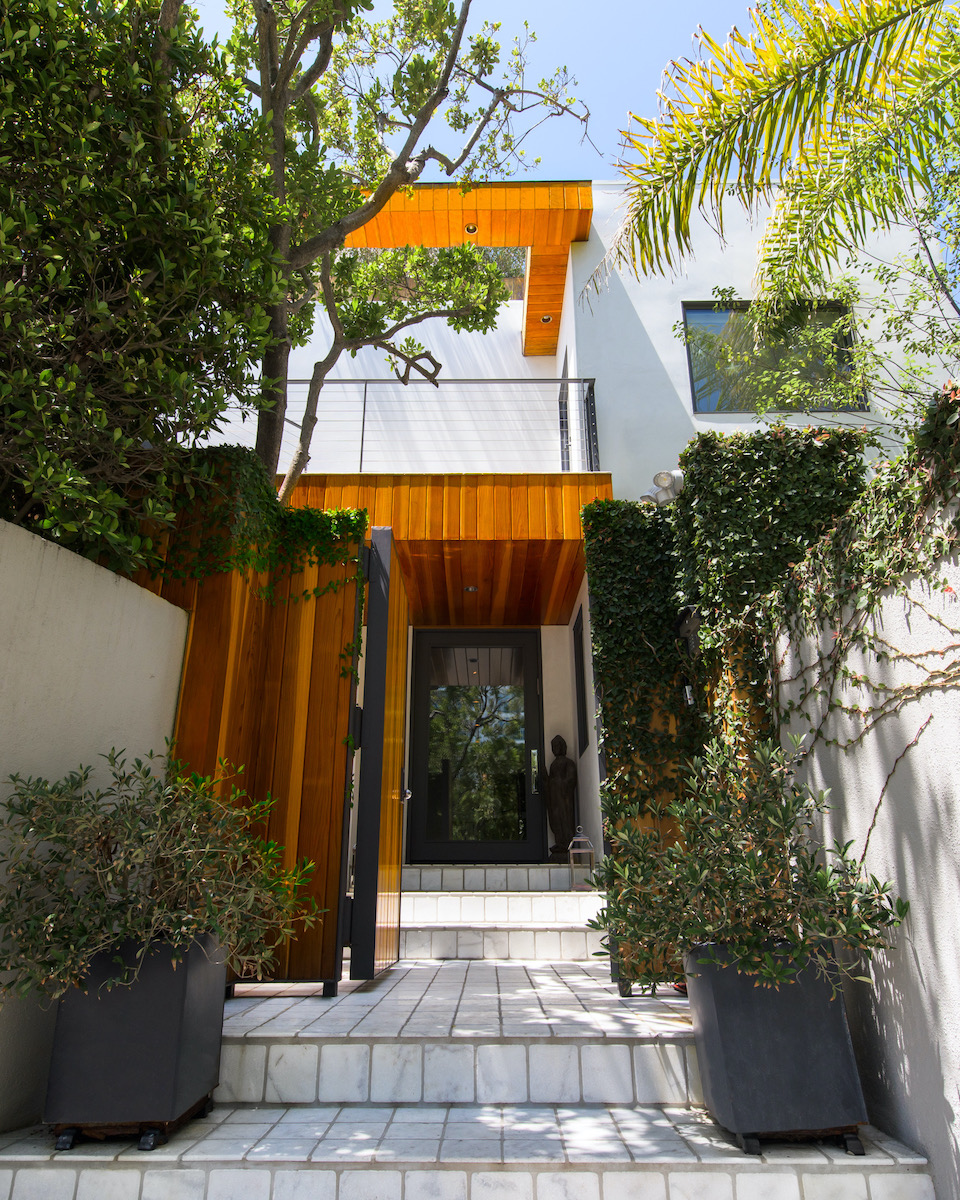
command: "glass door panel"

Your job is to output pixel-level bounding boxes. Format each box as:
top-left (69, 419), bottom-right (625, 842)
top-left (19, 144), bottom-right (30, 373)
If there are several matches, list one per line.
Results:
top-left (409, 631), bottom-right (544, 863)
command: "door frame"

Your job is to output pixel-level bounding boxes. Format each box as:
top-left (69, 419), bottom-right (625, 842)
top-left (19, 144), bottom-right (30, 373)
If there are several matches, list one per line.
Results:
top-left (407, 628), bottom-right (546, 864)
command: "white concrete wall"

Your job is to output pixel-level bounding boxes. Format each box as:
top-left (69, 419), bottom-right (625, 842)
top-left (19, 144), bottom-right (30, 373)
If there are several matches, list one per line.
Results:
top-left (780, 557), bottom-right (960, 1200)
top-left (540, 624), bottom-right (577, 850)
top-left (570, 183), bottom-right (761, 499)
top-left (537, 580), bottom-right (604, 858)
top-left (570, 183), bottom-right (915, 500)
top-left (0, 521), bottom-right (189, 1131)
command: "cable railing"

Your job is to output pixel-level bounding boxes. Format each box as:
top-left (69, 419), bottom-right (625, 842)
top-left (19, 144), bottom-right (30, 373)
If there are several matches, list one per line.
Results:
top-left (212, 378), bottom-right (600, 474)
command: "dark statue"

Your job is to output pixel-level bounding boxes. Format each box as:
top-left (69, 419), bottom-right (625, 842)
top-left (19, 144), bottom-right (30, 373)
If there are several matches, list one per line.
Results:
top-left (543, 734), bottom-right (578, 859)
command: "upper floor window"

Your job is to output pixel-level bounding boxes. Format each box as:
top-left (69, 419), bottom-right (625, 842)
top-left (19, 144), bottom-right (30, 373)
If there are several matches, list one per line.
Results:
top-left (681, 300), bottom-right (866, 414)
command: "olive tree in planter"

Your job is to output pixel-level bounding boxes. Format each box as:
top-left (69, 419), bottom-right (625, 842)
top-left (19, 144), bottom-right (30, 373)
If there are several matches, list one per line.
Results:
top-left (594, 737), bottom-right (907, 1154)
top-left (0, 752), bottom-right (317, 1150)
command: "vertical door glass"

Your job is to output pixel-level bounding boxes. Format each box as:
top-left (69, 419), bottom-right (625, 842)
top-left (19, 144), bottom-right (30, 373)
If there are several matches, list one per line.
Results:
top-left (425, 645), bottom-right (526, 844)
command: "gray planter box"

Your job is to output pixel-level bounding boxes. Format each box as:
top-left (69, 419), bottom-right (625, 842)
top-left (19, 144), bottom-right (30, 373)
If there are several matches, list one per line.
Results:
top-left (44, 935), bottom-right (226, 1134)
top-left (684, 946), bottom-right (867, 1151)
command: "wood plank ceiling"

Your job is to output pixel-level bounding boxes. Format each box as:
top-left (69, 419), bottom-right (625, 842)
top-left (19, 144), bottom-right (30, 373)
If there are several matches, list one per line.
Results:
top-left (344, 182), bottom-right (593, 356)
top-left (290, 473), bottom-right (614, 627)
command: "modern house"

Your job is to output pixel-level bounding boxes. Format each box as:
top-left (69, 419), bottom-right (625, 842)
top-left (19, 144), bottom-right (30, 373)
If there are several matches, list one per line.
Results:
top-left (0, 178), bottom-right (950, 1199)
top-left (191, 180), bottom-right (795, 992)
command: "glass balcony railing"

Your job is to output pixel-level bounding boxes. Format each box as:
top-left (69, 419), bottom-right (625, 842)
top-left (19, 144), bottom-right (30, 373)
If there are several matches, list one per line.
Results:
top-left (213, 378), bottom-right (600, 475)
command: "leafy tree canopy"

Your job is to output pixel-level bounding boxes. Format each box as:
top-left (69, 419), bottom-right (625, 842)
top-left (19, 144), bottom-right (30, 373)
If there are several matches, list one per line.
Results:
top-left (213, 0), bottom-right (590, 494)
top-left (0, 0), bottom-right (280, 571)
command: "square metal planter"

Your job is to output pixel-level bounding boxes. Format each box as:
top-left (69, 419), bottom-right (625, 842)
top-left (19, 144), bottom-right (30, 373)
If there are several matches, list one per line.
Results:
top-left (44, 935), bottom-right (226, 1140)
top-left (684, 946), bottom-right (867, 1152)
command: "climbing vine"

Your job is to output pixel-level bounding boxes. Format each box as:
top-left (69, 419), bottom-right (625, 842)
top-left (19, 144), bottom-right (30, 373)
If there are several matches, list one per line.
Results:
top-left (769, 394), bottom-right (960, 751)
top-left (161, 445), bottom-right (368, 604)
top-left (582, 421), bottom-right (942, 990)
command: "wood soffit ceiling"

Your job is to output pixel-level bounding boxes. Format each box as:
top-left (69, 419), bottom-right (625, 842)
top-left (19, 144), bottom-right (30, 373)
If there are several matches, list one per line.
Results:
top-left (344, 182), bottom-right (594, 357)
top-left (292, 472), bottom-right (614, 627)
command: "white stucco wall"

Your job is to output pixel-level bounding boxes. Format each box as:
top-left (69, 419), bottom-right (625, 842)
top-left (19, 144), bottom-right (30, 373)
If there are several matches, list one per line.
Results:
top-left (780, 557), bottom-right (960, 1200)
top-left (0, 521), bottom-right (189, 1131)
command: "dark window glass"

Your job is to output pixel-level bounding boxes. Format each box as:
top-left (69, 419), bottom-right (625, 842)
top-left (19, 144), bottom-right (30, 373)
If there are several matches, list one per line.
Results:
top-left (682, 301), bottom-right (865, 414)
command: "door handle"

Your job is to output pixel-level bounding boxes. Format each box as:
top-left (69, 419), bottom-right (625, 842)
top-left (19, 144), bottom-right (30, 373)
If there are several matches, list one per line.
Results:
top-left (530, 748), bottom-right (540, 794)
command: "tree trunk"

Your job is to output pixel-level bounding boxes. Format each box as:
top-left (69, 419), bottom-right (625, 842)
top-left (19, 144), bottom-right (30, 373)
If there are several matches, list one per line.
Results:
top-left (255, 307), bottom-right (291, 477)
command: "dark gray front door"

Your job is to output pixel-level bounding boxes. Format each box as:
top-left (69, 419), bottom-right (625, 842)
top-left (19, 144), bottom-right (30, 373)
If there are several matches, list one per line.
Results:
top-left (408, 629), bottom-right (545, 864)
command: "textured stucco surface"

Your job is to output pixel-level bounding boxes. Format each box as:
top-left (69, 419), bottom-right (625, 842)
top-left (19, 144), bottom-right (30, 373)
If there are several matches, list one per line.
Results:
top-left (781, 555), bottom-right (960, 1200)
top-left (0, 520), bottom-right (188, 1131)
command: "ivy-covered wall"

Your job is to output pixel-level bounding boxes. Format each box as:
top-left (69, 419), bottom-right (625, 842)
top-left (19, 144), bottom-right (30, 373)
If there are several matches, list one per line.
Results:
top-left (583, 425), bottom-right (870, 984)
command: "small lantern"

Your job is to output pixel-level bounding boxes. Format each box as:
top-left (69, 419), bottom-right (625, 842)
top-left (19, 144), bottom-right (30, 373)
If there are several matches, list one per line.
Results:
top-left (568, 825), bottom-right (596, 890)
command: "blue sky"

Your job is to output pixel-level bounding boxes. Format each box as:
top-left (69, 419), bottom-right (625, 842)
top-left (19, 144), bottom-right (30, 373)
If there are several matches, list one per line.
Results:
top-left (189, 0), bottom-right (757, 179)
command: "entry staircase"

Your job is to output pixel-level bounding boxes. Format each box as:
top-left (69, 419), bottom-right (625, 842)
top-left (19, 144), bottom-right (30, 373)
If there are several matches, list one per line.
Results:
top-left (0, 864), bottom-right (936, 1198)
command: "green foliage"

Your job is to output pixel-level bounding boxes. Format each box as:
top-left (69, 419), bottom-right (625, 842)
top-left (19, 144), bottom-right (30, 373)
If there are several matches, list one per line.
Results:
top-left (0, 0), bottom-right (280, 573)
top-left (331, 244), bottom-right (508, 343)
top-left (300, 0), bottom-right (582, 185)
top-left (168, 446), bottom-right (367, 602)
top-left (598, 738), bottom-right (906, 990)
top-left (0, 752), bottom-right (319, 998)
top-left (584, 425), bottom-right (901, 991)
top-left (674, 427), bottom-right (868, 632)
top-left (582, 499), bottom-right (700, 824)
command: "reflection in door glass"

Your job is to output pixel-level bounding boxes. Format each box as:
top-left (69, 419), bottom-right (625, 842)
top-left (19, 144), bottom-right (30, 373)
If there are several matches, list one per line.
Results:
top-left (425, 646), bottom-right (526, 844)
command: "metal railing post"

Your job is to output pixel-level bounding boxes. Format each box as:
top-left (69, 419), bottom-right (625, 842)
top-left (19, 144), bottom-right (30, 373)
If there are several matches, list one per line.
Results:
top-left (359, 381), bottom-right (368, 472)
top-left (585, 379), bottom-right (600, 471)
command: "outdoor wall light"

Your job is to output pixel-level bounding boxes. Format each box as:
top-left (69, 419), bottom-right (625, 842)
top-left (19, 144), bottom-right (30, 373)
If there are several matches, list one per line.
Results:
top-left (642, 469), bottom-right (685, 505)
top-left (653, 469), bottom-right (684, 493)
top-left (464, 222), bottom-right (478, 234)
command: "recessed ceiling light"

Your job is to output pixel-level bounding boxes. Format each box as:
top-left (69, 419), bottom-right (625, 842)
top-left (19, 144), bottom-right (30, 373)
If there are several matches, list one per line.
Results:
top-left (463, 585), bottom-right (478, 592)
top-left (465, 223), bottom-right (478, 234)
top-left (540, 314), bottom-right (553, 324)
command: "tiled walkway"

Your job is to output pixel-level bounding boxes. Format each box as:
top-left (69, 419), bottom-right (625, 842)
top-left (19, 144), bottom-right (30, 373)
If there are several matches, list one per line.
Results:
top-left (223, 962), bottom-right (692, 1041)
top-left (0, 1100), bottom-right (926, 1170)
top-left (0, 961), bottom-right (936, 1199)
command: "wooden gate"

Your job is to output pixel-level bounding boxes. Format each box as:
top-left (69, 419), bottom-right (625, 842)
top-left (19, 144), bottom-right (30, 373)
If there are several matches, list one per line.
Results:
top-left (148, 549), bottom-right (362, 986)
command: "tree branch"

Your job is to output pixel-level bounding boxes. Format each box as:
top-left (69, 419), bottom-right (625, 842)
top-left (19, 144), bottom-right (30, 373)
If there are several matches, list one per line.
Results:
top-left (276, 254), bottom-right (345, 502)
top-left (288, 0), bottom-right (474, 270)
top-left (291, 28), bottom-right (336, 104)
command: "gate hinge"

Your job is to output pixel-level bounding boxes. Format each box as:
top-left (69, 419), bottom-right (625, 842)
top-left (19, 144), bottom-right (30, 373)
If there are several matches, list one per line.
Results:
top-left (350, 704), bottom-right (363, 748)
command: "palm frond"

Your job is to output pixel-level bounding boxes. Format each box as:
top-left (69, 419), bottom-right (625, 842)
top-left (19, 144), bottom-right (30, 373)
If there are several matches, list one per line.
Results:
top-left (756, 44), bottom-right (960, 305)
top-left (598, 0), bottom-right (946, 285)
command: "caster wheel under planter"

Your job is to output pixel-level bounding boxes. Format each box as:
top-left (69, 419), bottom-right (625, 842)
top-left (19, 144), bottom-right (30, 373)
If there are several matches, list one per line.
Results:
top-left (55, 1128), bottom-right (79, 1151)
top-left (137, 1128), bottom-right (166, 1152)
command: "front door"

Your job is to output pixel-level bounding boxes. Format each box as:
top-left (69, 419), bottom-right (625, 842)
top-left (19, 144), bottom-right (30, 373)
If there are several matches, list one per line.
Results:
top-left (408, 629), bottom-right (545, 864)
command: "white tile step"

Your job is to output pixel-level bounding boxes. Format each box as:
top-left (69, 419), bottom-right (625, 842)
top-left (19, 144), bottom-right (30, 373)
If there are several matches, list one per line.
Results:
top-left (0, 1106), bottom-right (935, 1200)
top-left (400, 891), bottom-right (604, 926)
top-left (215, 1033), bottom-right (698, 1106)
top-left (403, 865), bottom-right (578, 892)
top-left (399, 924), bottom-right (605, 962)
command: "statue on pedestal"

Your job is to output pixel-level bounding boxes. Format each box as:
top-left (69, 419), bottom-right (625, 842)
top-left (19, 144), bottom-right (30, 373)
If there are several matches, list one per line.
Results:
top-left (543, 734), bottom-right (578, 860)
